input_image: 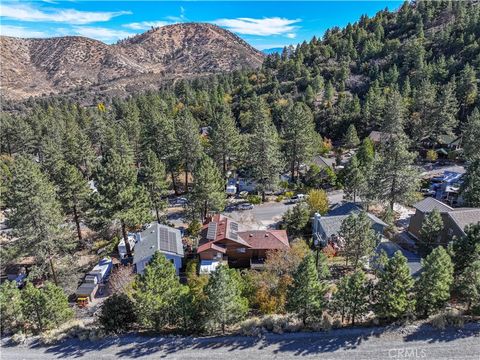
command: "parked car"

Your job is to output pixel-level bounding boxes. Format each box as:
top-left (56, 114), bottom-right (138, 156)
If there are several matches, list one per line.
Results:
top-left (237, 202), bottom-right (254, 210)
top-left (170, 197), bottom-right (188, 206)
top-left (288, 194), bottom-right (306, 204)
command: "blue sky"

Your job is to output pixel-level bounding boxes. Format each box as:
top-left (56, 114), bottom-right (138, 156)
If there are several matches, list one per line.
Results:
top-left (0, 1), bottom-right (403, 50)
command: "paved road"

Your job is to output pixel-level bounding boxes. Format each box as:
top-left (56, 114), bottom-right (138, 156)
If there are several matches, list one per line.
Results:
top-left (2, 323), bottom-right (479, 359)
top-left (226, 190), bottom-right (344, 228)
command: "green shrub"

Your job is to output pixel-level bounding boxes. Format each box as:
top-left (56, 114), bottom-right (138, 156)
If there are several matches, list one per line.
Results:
top-left (247, 195), bottom-right (262, 204)
top-left (276, 195), bottom-right (285, 202)
top-left (99, 294), bottom-right (137, 333)
top-left (285, 191), bottom-right (294, 199)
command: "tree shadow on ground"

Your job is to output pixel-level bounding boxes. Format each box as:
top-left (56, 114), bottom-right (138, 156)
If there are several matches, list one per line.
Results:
top-left (403, 322), bottom-right (480, 344)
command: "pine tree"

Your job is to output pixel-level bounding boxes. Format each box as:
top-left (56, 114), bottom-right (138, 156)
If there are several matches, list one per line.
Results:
top-left (282, 203), bottom-right (310, 237)
top-left (375, 251), bottom-right (415, 321)
top-left (343, 156), bottom-right (366, 203)
top-left (340, 211), bottom-right (377, 269)
top-left (461, 159), bottom-right (480, 207)
top-left (287, 254), bottom-right (326, 325)
top-left (434, 81), bottom-right (458, 139)
top-left (415, 246), bottom-right (454, 317)
top-left (138, 150), bottom-right (169, 223)
top-left (282, 102), bottom-right (316, 181)
top-left (457, 63), bottom-right (478, 117)
top-left (369, 135), bottom-right (419, 210)
top-left (188, 155), bottom-right (226, 221)
top-left (356, 137), bottom-right (375, 171)
top-left (54, 160), bottom-right (90, 241)
top-left (141, 107), bottom-right (180, 193)
top-left (93, 150), bottom-right (152, 257)
top-left (175, 108), bottom-right (203, 191)
top-left (344, 124), bottom-right (360, 149)
top-left (21, 282), bottom-right (73, 333)
top-left (204, 265), bottom-right (248, 334)
top-left (462, 108), bottom-right (480, 161)
top-left (248, 98), bottom-right (283, 201)
top-left (411, 80), bottom-right (437, 142)
top-left (209, 108), bottom-right (241, 179)
top-left (419, 208), bottom-right (444, 255)
top-left (381, 90), bottom-right (406, 135)
top-left (332, 270), bottom-right (370, 325)
top-left (132, 252), bottom-right (185, 331)
top-left (0, 281), bottom-right (23, 335)
top-left (452, 223), bottom-right (480, 275)
top-left (8, 156), bottom-right (74, 284)
top-left (457, 260), bottom-right (480, 311)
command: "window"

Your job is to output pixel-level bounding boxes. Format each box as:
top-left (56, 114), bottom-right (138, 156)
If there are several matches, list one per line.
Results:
top-left (236, 248), bottom-right (246, 253)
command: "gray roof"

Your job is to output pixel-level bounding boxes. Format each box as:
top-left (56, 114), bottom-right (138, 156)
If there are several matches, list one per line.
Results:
top-left (447, 209), bottom-right (480, 234)
top-left (316, 212), bottom-right (387, 239)
top-left (412, 197), bottom-right (453, 213)
top-left (133, 223), bottom-right (184, 265)
top-left (374, 241), bottom-right (422, 277)
top-left (312, 155), bottom-right (335, 168)
top-left (327, 202), bottom-right (387, 227)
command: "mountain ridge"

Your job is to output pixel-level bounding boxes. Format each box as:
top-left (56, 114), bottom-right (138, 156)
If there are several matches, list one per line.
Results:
top-left (0, 23), bottom-right (264, 100)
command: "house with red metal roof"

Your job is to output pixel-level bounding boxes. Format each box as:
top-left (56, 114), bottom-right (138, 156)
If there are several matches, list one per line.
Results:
top-left (197, 214), bottom-right (289, 273)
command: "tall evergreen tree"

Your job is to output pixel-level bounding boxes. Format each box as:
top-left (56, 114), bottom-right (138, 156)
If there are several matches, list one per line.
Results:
top-left (209, 108), bottom-right (241, 179)
top-left (94, 150), bottom-right (152, 257)
top-left (138, 150), bottom-right (169, 223)
top-left (132, 252), bottom-right (185, 331)
top-left (248, 98), bottom-right (283, 201)
top-left (343, 156), bottom-right (366, 203)
top-left (21, 282), bottom-right (73, 333)
top-left (415, 246), bottom-right (454, 317)
top-left (332, 270), bottom-right (370, 325)
top-left (461, 159), bottom-right (480, 207)
top-left (457, 260), bottom-right (480, 311)
top-left (452, 223), bottom-right (480, 275)
top-left (175, 108), bottom-right (203, 191)
top-left (204, 266), bottom-right (248, 334)
top-left (419, 208), bottom-right (444, 255)
top-left (7, 156), bottom-right (74, 284)
top-left (344, 124), bottom-right (360, 149)
top-left (189, 156), bottom-right (226, 221)
top-left (281, 102), bottom-right (316, 181)
top-left (434, 81), bottom-right (458, 139)
top-left (287, 254), bottom-right (326, 325)
top-left (375, 251), bottom-right (415, 321)
top-left (340, 211), bottom-right (377, 269)
top-left (462, 108), bottom-right (480, 161)
top-left (369, 135), bottom-right (419, 210)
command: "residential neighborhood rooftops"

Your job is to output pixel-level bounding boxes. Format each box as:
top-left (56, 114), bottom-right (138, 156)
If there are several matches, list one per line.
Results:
top-left (133, 223), bottom-right (184, 265)
top-left (412, 197), bottom-right (454, 213)
top-left (202, 214), bottom-right (251, 247)
top-left (327, 202), bottom-right (388, 227)
top-left (197, 242), bottom-right (227, 254)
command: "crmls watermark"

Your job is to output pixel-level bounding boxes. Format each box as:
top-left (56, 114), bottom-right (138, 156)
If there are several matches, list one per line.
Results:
top-left (388, 348), bottom-right (427, 358)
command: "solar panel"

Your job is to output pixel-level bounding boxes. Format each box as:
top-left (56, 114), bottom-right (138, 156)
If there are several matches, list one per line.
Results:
top-left (229, 221), bottom-right (239, 239)
top-left (168, 231), bottom-right (177, 253)
top-left (206, 222), bottom-right (217, 240)
top-left (159, 227), bottom-right (170, 252)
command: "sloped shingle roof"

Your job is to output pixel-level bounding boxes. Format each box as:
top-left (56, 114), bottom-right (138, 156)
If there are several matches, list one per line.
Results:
top-left (237, 230), bottom-right (290, 250)
top-left (447, 209), bottom-right (480, 233)
top-left (412, 197), bottom-right (453, 213)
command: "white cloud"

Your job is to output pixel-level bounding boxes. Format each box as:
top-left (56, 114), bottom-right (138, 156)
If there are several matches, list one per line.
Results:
top-left (213, 17), bottom-right (301, 36)
top-left (0, 3), bottom-right (130, 25)
top-left (0, 25), bottom-right (48, 38)
top-left (286, 33), bottom-right (296, 39)
top-left (123, 21), bottom-right (171, 30)
top-left (72, 26), bottom-right (133, 43)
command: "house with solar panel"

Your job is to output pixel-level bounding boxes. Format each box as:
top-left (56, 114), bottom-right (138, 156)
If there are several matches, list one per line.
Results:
top-left (197, 214), bottom-right (290, 274)
top-left (133, 223), bottom-right (184, 275)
